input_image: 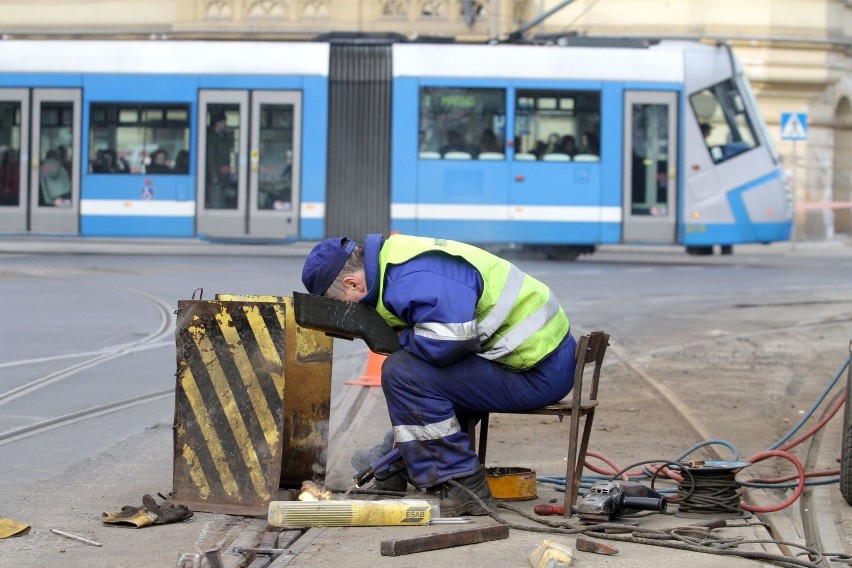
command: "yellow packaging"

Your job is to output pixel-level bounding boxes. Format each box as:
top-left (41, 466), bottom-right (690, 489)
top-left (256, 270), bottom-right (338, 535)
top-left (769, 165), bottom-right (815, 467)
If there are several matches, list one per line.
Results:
top-left (528, 539), bottom-right (574, 568)
top-left (268, 499), bottom-right (431, 527)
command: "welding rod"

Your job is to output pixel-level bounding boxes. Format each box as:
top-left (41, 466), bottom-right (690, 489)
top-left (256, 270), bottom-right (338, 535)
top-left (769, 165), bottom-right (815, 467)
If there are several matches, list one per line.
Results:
top-left (50, 528), bottom-right (102, 547)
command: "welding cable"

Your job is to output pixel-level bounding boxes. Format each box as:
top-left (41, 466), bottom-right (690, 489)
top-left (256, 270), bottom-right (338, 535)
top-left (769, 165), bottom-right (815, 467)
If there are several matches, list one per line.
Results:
top-left (745, 468), bottom-right (840, 486)
top-left (776, 392), bottom-right (846, 452)
top-left (769, 356), bottom-right (849, 451)
top-left (739, 450), bottom-right (806, 513)
top-left (585, 529), bottom-right (826, 568)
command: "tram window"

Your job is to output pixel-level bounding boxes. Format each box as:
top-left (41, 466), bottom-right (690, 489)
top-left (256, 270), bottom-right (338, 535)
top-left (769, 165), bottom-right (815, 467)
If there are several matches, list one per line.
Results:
top-left (690, 79), bottom-right (758, 164)
top-left (419, 87), bottom-right (506, 160)
top-left (514, 89), bottom-right (600, 161)
top-left (89, 103), bottom-right (190, 174)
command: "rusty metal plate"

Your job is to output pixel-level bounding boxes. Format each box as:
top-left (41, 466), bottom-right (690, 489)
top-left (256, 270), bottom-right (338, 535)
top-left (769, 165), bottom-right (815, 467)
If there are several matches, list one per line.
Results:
top-left (214, 295), bottom-right (334, 490)
top-left (171, 297), bottom-right (326, 515)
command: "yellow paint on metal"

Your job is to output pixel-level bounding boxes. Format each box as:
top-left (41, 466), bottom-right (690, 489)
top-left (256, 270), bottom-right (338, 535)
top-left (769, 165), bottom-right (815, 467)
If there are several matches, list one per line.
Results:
top-left (173, 295), bottom-right (332, 514)
top-left (180, 442), bottom-right (212, 500)
top-left (190, 330), bottom-right (271, 500)
top-left (214, 307), bottom-right (281, 451)
top-left (179, 367), bottom-right (239, 497)
top-left (241, 304), bottom-right (286, 395)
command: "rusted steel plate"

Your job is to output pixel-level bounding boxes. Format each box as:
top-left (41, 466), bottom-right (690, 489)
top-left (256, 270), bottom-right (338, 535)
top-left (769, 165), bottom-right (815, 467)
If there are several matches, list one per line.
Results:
top-left (171, 296), bottom-right (332, 515)
top-left (215, 295), bottom-right (333, 490)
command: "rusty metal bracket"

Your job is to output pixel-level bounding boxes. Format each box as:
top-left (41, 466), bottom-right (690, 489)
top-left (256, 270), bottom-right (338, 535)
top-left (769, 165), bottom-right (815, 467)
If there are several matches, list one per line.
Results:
top-left (292, 291), bottom-right (401, 355)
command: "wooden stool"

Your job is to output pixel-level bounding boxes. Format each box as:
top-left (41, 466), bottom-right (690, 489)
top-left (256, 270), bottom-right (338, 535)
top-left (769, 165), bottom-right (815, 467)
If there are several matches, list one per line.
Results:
top-left (462, 331), bottom-right (610, 517)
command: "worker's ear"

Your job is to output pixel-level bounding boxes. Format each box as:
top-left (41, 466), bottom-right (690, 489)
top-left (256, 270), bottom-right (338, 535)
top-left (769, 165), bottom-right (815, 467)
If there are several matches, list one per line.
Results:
top-left (342, 274), bottom-right (366, 293)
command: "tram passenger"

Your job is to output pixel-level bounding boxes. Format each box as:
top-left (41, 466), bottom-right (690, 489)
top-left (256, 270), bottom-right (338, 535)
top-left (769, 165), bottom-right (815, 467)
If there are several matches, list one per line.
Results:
top-left (206, 113), bottom-right (235, 208)
top-left (39, 149), bottom-right (72, 207)
top-left (439, 130), bottom-right (476, 158)
top-left (477, 128), bottom-right (500, 155)
top-left (146, 149), bottom-right (171, 174)
top-left (92, 149), bottom-right (130, 174)
top-left (579, 132), bottom-right (600, 156)
top-left (173, 150), bottom-right (190, 174)
top-left (301, 233), bottom-right (576, 516)
top-left (561, 135), bottom-right (578, 158)
top-left (0, 147), bottom-right (20, 206)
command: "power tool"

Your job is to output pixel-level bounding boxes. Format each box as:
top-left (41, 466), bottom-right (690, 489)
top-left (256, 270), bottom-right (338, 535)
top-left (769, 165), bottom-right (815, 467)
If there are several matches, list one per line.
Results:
top-left (575, 480), bottom-right (667, 523)
top-left (353, 447), bottom-right (403, 487)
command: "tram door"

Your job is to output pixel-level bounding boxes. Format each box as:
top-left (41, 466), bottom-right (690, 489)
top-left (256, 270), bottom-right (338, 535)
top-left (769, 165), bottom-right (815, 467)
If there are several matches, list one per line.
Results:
top-left (622, 91), bottom-right (678, 242)
top-left (197, 90), bottom-right (301, 238)
top-left (0, 88), bottom-right (80, 234)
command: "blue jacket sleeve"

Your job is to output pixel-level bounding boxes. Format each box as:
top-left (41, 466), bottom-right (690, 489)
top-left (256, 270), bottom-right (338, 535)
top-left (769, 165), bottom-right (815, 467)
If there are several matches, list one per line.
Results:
top-left (382, 255), bottom-right (483, 367)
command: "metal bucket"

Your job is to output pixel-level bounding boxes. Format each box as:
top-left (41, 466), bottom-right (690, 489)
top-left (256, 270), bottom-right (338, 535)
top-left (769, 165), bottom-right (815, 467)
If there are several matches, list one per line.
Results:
top-left (485, 467), bottom-right (537, 501)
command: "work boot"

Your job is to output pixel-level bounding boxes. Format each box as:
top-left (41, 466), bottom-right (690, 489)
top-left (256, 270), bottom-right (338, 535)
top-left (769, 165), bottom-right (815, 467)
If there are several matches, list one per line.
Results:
top-left (425, 468), bottom-right (495, 517)
top-left (350, 431), bottom-right (408, 492)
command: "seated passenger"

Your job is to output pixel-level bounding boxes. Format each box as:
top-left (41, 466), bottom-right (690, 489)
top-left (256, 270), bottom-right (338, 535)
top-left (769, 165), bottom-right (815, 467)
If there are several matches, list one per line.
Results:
top-left (478, 128), bottom-right (501, 154)
top-left (580, 132), bottom-right (600, 156)
top-left (561, 135), bottom-right (577, 158)
top-left (146, 149), bottom-right (171, 174)
top-left (439, 130), bottom-right (475, 158)
top-left (173, 150), bottom-right (190, 174)
top-left (92, 148), bottom-right (130, 174)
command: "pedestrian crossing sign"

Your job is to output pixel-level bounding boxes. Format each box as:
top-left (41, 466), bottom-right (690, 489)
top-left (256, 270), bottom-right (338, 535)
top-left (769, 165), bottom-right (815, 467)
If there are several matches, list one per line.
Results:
top-left (780, 112), bottom-right (808, 141)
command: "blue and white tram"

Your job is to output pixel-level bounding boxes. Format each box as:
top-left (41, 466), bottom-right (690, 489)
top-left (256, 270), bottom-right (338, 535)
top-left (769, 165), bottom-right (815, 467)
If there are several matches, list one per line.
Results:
top-left (390, 39), bottom-right (791, 257)
top-left (0, 38), bottom-right (791, 256)
top-left (0, 40), bottom-right (330, 239)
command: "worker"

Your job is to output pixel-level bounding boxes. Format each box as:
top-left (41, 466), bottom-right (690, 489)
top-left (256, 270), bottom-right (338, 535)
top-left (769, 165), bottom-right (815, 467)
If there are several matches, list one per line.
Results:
top-left (301, 234), bottom-right (576, 516)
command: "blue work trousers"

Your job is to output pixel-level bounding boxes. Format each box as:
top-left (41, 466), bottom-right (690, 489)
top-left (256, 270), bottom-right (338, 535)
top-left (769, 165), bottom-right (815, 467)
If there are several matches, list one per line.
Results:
top-left (381, 333), bottom-right (576, 488)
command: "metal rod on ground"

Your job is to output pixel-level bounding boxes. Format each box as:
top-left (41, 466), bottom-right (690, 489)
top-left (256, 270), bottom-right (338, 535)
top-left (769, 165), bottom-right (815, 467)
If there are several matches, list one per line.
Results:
top-left (50, 528), bottom-right (102, 547)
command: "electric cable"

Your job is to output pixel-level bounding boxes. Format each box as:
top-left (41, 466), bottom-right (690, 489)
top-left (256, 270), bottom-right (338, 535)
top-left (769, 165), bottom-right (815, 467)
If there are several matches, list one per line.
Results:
top-left (769, 356), bottom-right (849, 450)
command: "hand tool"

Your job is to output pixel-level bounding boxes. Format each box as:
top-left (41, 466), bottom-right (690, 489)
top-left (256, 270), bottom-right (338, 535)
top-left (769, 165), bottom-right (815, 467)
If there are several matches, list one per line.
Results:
top-left (575, 480), bottom-right (667, 523)
top-left (353, 447), bottom-right (403, 487)
top-left (534, 504), bottom-right (569, 516)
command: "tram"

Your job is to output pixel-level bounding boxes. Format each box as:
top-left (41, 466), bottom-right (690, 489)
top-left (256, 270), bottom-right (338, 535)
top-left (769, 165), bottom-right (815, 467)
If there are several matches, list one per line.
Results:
top-left (0, 37), bottom-right (792, 257)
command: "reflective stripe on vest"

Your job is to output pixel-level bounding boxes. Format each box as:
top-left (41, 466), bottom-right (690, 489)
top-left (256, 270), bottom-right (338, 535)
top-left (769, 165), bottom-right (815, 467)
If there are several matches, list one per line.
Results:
top-left (375, 235), bottom-right (569, 370)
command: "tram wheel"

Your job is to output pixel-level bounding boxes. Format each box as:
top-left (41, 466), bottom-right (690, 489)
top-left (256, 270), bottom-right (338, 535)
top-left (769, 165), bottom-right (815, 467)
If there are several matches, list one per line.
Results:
top-left (841, 345), bottom-right (852, 506)
top-left (541, 245), bottom-right (595, 261)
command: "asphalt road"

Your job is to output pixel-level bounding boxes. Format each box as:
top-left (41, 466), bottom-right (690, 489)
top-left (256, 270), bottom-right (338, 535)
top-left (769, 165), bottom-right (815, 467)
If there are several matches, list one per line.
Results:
top-left (2, 239), bottom-right (851, 489)
top-left (0, 237), bottom-right (850, 567)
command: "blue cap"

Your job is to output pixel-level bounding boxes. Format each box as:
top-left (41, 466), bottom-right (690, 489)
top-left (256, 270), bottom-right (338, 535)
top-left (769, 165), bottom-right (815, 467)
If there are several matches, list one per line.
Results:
top-left (302, 237), bottom-right (358, 295)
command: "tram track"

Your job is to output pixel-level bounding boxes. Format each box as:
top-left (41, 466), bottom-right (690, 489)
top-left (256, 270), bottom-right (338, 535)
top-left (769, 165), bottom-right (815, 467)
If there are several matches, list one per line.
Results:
top-left (0, 280), bottom-right (176, 444)
top-left (596, 311), bottom-right (852, 566)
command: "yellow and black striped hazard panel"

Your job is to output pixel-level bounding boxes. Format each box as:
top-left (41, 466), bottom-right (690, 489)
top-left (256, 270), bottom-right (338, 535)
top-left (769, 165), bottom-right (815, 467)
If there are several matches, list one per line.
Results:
top-left (171, 298), bottom-right (291, 516)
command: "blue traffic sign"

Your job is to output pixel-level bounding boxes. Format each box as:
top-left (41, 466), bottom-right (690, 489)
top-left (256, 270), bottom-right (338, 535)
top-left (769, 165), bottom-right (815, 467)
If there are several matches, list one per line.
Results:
top-left (780, 112), bottom-right (808, 141)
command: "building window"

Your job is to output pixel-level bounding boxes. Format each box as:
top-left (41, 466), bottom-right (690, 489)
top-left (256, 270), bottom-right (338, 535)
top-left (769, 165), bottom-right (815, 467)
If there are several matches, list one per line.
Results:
top-left (418, 87), bottom-right (506, 160)
top-left (89, 103), bottom-right (190, 175)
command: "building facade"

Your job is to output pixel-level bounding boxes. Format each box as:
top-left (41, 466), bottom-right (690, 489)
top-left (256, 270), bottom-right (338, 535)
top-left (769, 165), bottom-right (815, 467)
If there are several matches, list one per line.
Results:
top-left (0, 0), bottom-right (849, 240)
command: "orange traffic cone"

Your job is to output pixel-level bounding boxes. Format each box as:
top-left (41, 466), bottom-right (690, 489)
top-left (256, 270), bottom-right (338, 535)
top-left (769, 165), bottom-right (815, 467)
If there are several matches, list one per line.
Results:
top-left (345, 351), bottom-right (386, 387)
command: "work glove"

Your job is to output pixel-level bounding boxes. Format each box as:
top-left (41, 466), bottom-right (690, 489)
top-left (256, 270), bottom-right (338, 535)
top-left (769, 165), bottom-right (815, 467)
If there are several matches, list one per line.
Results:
top-left (102, 494), bottom-right (193, 528)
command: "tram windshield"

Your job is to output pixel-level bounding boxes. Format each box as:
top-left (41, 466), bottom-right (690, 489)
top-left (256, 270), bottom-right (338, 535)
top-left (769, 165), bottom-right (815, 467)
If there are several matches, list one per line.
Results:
top-left (690, 79), bottom-right (759, 164)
